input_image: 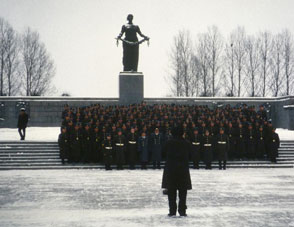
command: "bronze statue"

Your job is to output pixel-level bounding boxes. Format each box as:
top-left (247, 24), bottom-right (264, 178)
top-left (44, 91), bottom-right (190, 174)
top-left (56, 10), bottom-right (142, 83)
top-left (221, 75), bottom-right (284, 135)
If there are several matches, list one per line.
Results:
top-left (116, 14), bottom-right (149, 72)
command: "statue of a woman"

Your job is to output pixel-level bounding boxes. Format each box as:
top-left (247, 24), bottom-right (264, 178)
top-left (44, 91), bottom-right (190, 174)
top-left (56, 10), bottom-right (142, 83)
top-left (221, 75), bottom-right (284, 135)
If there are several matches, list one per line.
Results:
top-left (117, 14), bottom-right (149, 72)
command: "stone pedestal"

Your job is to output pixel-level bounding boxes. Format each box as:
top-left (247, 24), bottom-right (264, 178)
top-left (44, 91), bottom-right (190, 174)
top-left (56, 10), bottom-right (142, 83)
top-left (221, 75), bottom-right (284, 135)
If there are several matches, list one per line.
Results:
top-left (119, 72), bottom-right (144, 104)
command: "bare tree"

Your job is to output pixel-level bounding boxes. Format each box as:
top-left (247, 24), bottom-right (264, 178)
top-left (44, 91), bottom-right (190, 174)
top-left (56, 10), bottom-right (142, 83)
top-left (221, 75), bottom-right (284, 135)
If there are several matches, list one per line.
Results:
top-left (0, 18), bottom-right (9, 96)
top-left (20, 28), bottom-right (55, 96)
top-left (168, 30), bottom-right (194, 97)
top-left (189, 54), bottom-right (201, 96)
top-left (269, 34), bottom-right (284, 97)
top-left (167, 27), bottom-right (294, 97)
top-left (281, 29), bottom-right (294, 95)
top-left (231, 27), bottom-right (247, 97)
top-left (244, 35), bottom-right (260, 96)
top-left (206, 26), bottom-right (223, 96)
top-left (179, 31), bottom-right (193, 97)
top-left (196, 33), bottom-right (210, 96)
top-left (258, 31), bottom-right (272, 97)
top-left (223, 41), bottom-right (235, 96)
top-left (4, 23), bottom-right (20, 96)
top-left (169, 34), bottom-right (183, 96)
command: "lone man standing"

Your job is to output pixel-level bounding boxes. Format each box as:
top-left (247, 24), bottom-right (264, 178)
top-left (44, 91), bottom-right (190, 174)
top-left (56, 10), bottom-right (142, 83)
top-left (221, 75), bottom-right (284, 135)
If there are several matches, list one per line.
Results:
top-left (162, 126), bottom-right (192, 217)
top-left (17, 108), bottom-right (29, 140)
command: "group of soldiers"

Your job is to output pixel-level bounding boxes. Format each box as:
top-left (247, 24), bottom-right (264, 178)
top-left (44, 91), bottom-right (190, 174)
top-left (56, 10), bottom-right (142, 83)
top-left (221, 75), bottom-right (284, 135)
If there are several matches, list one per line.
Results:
top-left (58, 102), bottom-right (280, 170)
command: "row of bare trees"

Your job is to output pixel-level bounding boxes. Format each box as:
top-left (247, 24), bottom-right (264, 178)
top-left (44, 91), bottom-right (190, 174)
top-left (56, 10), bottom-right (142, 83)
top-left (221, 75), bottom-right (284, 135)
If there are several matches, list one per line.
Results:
top-left (0, 17), bottom-right (55, 96)
top-left (168, 26), bottom-right (294, 97)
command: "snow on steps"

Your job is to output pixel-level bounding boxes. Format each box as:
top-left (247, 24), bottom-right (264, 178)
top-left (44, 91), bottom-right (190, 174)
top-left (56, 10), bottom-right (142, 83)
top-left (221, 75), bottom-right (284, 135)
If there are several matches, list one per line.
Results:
top-left (0, 140), bottom-right (293, 170)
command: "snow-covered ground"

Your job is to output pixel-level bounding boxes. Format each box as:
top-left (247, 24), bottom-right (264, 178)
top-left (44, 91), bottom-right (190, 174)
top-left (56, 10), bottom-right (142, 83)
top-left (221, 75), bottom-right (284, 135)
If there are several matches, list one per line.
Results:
top-left (0, 127), bottom-right (293, 141)
top-left (0, 169), bottom-right (294, 227)
top-left (0, 127), bottom-right (60, 141)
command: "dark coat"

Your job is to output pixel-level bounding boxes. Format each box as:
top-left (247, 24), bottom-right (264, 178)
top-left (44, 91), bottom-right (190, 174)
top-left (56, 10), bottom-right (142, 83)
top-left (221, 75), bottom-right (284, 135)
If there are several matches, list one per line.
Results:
top-left (256, 131), bottom-right (266, 158)
top-left (150, 133), bottom-right (163, 162)
top-left (137, 136), bottom-right (149, 162)
top-left (82, 129), bottom-right (92, 161)
top-left (190, 134), bottom-right (202, 162)
top-left (161, 138), bottom-right (192, 190)
top-left (102, 139), bottom-right (113, 165)
top-left (215, 134), bottom-right (229, 161)
top-left (58, 132), bottom-right (70, 159)
top-left (17, 113), bottom-right (29, 129)
top-left (268, 132), bottom-right (280, 159)
top-left (202, 135), bottom-right (214, 163)
top-left (235, 128), bottom-right (246, 158)
top-left (92, 132), bottom-right (101, 162)
top-left (114, 135), bottom-right (126, 165)
top-left (70, 130), bottom-right (82, 162)
top-left (226, 127), bottom-right (236, 157)
top-left (127, 133), bottom-right (138, 164)
top-left (246, 129), bottom-right (256, 158)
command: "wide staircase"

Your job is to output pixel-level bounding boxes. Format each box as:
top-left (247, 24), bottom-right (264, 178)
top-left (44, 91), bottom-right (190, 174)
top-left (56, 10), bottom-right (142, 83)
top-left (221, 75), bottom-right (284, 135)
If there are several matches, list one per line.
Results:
top-left (0, 140), bottom-right (293, 170)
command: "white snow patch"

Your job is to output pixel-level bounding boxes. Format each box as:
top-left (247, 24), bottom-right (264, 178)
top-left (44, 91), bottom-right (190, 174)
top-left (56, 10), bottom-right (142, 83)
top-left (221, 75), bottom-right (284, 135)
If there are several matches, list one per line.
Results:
top-left (0, 169), bottom-right (294, 227)
top-left (276, 128), bottom-right (294, 140)
top-left (0, 127), bottom-right (60, 141)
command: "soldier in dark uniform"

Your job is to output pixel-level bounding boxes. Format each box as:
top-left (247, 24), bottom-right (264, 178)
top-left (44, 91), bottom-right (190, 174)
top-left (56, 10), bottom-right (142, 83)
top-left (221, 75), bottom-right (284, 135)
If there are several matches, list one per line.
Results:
top-left (82, 124), bottom-right (92, 163)
top-left (202, 129), bottom-right (214, 169)
top-left (256, 126), bottom-right (266, 159)
top-left (17, 108), bottom-right (29, 140)
top-left (216, 128), bottom-right (229, 170)
top-left (114, 129), bottom-right (126, 170)
top-left (150, 128), bottom-right (163, 169)
top-left (226, 122), bottom-right (235, 160)
top-left (70, 123), bottom-right (82, 162)
top-left (101, 126), bottom-right (108, 142)
top-left (161, 126), bottom-right (192, 217)
top-left (58, 126), bottom-right (70, 164)
top-left (246, 124), bottom-right (256, 159)
top-left (102, 133), bottom-right (113, 170)
top-left (92, 126), bottom-right (101, 163)
top-left (190, 128), bottom-right (202, 169)
top-left (268, 128), bottom-right (280, 163)
top-left (127, 127), bottom-right (138, 169)
top-left (61, 104), bottom-right (70, 119)
top-left (235, 123), bottom-right (246, 160)
top-left (257, 105), bottom-right (267, 121)
top-left (138, 131), bottom-right (149, 169)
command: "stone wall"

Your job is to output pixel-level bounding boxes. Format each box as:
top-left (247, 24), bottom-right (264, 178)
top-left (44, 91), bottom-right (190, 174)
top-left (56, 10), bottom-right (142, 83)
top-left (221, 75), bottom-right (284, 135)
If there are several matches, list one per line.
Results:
top-left (0, 96), bottom-right (293, 129)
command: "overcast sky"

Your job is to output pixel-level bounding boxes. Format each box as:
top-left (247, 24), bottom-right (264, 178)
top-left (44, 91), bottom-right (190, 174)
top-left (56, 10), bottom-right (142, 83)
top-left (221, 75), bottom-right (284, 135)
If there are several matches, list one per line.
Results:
top-left (0, 0), bottom-right (294, 97)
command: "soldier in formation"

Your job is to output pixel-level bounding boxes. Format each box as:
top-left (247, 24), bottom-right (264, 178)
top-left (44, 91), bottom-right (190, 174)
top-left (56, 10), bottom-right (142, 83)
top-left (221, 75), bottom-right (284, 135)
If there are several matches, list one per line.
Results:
top-left (58, 103), bottom-right (279, 169)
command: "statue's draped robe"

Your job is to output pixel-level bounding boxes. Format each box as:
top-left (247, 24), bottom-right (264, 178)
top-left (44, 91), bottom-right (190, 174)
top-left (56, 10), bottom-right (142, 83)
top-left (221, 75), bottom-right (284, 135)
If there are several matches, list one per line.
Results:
top-left (118, 24), bottom-right (144, 71)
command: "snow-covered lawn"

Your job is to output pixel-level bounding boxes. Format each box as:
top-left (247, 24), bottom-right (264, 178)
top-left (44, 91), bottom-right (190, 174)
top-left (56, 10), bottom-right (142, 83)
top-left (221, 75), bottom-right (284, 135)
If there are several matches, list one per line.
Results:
top-left (0, 127), bottom-right (293, 141)
top-left (0, 169), bottom-right (294, 227)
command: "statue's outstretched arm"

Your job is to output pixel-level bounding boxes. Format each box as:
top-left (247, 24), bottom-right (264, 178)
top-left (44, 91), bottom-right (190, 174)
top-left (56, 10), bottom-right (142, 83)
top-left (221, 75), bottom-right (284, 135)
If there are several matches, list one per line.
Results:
top-left (117, 25), bottom-right (125, 39)
top-left (137, 26), bottom-right (149, 40)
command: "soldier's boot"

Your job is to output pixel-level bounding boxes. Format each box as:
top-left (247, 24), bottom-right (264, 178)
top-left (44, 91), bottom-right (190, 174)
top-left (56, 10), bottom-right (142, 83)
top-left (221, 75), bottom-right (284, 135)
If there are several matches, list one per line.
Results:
top-left (218, 161), bottom-right (222, 170)
top-left (223, 161), bottom-right (227, 170)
